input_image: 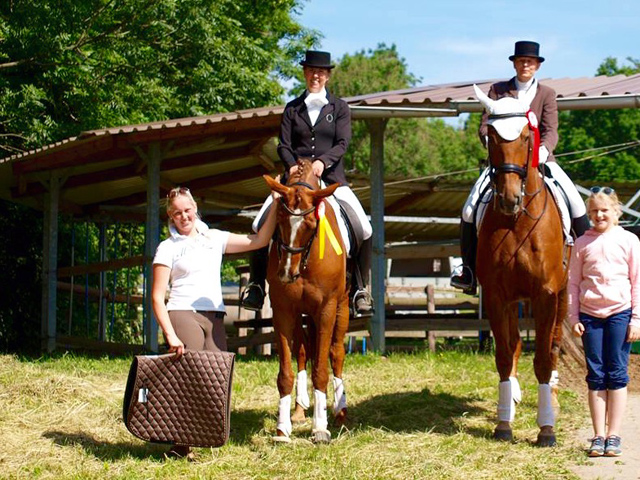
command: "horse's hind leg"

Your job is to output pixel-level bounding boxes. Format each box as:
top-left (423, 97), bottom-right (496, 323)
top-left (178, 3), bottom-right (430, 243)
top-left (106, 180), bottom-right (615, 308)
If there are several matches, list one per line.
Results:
top-left (489, 302), bottom-right (522, 441)
top-left (292, 320), bottom-right (310, 423)
top-left (330, 295), bottom-right (350, 426)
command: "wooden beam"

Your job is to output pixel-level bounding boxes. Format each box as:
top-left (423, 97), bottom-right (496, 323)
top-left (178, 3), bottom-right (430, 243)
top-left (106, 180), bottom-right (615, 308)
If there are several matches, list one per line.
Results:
top-left (386, 190), bottom-right (435, 215)
top-left (57, 255), bottom-right (146, 277)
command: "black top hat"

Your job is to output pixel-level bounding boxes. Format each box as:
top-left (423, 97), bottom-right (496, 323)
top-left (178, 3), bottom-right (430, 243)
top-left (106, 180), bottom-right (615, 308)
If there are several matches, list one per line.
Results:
top-left (300, 50), bottom-right (335, 69)
top-left (509, 41), bottom-right (545, 63)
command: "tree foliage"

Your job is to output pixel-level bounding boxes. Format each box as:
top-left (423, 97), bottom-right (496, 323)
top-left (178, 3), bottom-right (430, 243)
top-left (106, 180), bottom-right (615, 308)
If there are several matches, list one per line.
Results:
top-left (558, 56), bottom-right (640, 183)
top-left (0, 0), bottom-right (317, 157)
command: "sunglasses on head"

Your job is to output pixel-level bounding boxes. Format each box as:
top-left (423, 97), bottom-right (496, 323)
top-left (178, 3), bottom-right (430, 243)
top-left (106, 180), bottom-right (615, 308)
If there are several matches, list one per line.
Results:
top-left (590, 186), bottom-right (614, 195)
top-left (167, 186), bottom-right (190, 199)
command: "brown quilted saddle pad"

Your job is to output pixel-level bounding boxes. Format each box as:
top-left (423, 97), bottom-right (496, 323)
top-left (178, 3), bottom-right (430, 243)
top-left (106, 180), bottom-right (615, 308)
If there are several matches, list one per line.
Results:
top-left (123, 350), bottom-right (235, 448)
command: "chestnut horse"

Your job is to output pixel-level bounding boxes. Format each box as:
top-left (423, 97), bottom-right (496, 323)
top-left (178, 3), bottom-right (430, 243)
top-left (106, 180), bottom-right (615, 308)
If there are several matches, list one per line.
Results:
top-left (263, 159), bottom-right (350, 444)
top-left (473, 85), bottom-right (568, 446)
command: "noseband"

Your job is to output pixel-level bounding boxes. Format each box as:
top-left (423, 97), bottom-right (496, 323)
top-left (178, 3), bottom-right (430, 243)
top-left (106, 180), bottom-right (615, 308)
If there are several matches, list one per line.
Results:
top-left (276, 181), bottom-right (318, 272)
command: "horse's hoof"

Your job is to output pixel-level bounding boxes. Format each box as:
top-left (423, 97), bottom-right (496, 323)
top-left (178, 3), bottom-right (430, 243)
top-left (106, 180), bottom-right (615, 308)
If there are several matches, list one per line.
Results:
top-left (493, 428), bottom-right (513, 442)
top-left (311, 429), bottom-right (331, 444)
top-left (334, 408), bottom-right (347, 426)
top-left (291, 405), bottom-right (306, 424)
top-left (536, 432), bottom-right (557, 447)
top-left (272, 434), bottom-right (292, 444)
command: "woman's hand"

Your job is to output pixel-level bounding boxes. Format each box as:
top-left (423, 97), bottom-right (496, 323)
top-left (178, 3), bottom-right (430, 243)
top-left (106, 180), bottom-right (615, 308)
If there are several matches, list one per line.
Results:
top-left (312, 160), bottom-right (325, 178)
top-left (288, 165), bottom-right (299, 176)
top-left (627, 325), bottom-right (640, 343)
top-left (165, 332), bottom-right (185, 358)
top-left (572, 322), bottom-right (584, 337)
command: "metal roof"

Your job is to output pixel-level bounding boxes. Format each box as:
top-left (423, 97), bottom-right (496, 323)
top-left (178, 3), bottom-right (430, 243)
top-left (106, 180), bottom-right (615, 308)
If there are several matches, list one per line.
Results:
top-left (2, 74), bottom-right (640, 243)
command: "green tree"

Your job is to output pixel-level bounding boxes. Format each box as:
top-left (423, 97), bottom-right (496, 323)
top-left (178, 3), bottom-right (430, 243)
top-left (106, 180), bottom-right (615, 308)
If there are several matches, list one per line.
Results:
top-left (0, 0), bottom-right (317, 157)
top-left (558, 57), bottom-right (640, 183)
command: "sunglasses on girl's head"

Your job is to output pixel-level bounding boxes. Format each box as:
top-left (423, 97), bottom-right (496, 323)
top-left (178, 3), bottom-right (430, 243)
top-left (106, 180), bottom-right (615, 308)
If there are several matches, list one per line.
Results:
top-left (167, 187), bottom-right (190, 198)
top-left (590, 186), bottom-right (614, 195)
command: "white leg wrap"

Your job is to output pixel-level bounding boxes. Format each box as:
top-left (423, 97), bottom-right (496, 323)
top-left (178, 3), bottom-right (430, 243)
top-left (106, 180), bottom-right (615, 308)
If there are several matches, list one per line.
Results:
top-left (537, 384), bottom-right (555, 428)
top-left (497, 377), bottom-right (521, 422)
top-left (296, 370), bottom-right (310, 409)
top-left (332, 377), bottom-right (347, 415)
top-left (276, 395), bottom-right (292, 437)
top-left (549, 370), bottom-right (559, 388)
top-left (312, 389), bottom-right (328, 433)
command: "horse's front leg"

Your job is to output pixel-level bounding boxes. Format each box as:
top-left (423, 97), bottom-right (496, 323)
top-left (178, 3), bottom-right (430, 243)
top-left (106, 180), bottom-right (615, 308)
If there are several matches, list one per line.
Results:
top-left (330, 293), bottom-right (350, 425)
top-left (532, 290), bottom-right (562, 447)
top-left (272, 314), bottom-right (297, 442)
top-left (310, 300), bottom-right (338, 444)
top-left (488, 302), bottom-right (522, 442)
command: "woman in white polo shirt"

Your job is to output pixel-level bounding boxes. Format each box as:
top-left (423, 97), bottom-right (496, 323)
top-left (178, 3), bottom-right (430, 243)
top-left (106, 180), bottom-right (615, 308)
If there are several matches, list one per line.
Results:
top-left (151, 186), bottom-right (277, 458)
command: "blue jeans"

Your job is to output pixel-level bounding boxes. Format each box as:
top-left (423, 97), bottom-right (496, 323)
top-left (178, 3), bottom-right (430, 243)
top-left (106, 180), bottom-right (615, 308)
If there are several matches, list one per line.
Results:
top-left (580, 309), bottom-right (632, 391)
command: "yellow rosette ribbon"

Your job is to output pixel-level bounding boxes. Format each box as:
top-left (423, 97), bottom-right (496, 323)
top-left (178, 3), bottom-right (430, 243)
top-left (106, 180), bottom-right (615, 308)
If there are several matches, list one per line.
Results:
top-left (316, 201), bottom-right (343, 259)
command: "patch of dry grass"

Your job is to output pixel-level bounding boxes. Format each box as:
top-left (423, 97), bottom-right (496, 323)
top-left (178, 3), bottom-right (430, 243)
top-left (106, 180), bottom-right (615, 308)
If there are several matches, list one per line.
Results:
top-left (0, 350), bottom-right (589, 479)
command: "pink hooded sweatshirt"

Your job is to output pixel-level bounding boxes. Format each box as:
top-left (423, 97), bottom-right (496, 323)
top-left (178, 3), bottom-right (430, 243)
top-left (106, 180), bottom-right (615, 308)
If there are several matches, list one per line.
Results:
top-left (568, 225), bottom-right (640, 327)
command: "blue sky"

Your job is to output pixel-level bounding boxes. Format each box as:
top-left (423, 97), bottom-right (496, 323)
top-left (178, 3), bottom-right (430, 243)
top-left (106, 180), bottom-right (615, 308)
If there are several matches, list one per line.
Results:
top-left (295, 0), bottom-right (640, 86)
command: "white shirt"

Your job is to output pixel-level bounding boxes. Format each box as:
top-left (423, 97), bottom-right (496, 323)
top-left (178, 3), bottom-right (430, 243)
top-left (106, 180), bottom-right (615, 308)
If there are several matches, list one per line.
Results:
top-left (153, 219), bottom-right (230, 312)
top-left (304, 88), bottom-right (328, 125)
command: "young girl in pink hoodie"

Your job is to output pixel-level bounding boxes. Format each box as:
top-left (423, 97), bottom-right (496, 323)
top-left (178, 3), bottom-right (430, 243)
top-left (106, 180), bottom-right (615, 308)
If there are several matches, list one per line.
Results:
top-left (569, 187), bottom-right (640, 457)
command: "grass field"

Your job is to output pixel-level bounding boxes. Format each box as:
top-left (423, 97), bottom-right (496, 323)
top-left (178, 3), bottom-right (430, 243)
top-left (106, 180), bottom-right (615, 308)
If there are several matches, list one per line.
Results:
top-left (0, 348), bottom-right (591, 479)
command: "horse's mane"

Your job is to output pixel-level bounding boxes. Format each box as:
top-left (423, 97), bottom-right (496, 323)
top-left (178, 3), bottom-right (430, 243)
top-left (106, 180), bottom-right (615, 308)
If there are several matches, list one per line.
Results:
top-left (289, 158), bottom-right (318, 188)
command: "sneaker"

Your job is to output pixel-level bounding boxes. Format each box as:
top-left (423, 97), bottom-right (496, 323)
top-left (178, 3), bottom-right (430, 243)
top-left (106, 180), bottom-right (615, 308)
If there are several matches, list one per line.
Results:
top-left (241, 283), bottom-right (265, 311)
top-left (450, 266), bottom-right (477, 295)
top-left (587, 436), bottom-right (605, 457)
top-left (353, 289), bottom-right (373, 317)
top-left (605, 435), bottom-right (622, 457)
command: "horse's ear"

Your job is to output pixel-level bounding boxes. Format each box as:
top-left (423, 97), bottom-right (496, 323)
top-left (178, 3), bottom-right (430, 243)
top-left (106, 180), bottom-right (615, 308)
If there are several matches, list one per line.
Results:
top-left (263, 174), bottom-right (290, 196)
top-left (312, 182), bottom-right (340, 202)
top-left (474, 84), bottom-right (494, 113)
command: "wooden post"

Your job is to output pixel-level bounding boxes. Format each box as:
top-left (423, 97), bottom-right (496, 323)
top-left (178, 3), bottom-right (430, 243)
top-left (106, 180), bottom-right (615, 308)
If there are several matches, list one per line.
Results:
top-left (143, 143), bottom-right (162, 352)
top-left (425, 284), bottom-right (437, 352)
top-left (255, 285), bottom-right (273, 355)
top-left (41, 172), bottom-right (60, 352)
top-left (368, 118), bottom-right (387, 354)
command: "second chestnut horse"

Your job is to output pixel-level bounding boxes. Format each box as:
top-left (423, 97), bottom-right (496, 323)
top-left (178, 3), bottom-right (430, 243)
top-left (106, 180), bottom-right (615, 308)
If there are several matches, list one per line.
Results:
top-left (474, 85), bottom-right (568, 446)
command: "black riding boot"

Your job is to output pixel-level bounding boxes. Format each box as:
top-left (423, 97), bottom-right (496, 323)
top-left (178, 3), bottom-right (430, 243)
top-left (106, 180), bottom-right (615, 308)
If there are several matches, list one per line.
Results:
top-left (450, 221), bottom-right (478, 295)
top-left (241, 246), bottom-right (269, 311)
top-left (572, 214), bottom-right (590, 239)
top-left (353, 237), bottom-right (373, 317)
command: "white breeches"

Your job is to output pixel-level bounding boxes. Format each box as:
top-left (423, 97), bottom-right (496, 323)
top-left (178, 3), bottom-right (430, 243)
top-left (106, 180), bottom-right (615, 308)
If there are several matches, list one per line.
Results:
top-left (497, 377), bottom-right (522, 422)
top-left (253, 185), bottom-right (372, 240)
top-left (461, 163), bottom-right (585, 224)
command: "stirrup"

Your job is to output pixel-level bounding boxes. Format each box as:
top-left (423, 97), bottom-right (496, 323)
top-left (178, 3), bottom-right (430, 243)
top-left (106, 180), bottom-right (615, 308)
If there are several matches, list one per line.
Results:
top-left (240, 282), bottom-right (265, 311)
top-left (450, 266), bottom-right (477, 295)
top-left (352, 289), bottom-right (373, 318)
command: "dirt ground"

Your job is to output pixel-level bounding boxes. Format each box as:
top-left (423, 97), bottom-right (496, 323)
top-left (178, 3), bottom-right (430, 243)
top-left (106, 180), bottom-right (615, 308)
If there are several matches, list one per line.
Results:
top-left (567, 354), bottom-right (640, 480)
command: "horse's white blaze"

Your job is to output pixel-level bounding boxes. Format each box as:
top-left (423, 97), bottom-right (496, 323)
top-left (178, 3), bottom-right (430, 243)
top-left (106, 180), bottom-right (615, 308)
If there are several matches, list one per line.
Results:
top-left (281, 214), bottom-right (305, 282)
top-left (312, 389), bottom-right (328, 433)
top-left (497, 377), bottom-right (521, 422)
top-left (332, 376), bottom-right (347, 415)
top-left (277, 394), bottom-right (292, 436)
top-left (537, 383), bottom-right (555, 427)
top-left (296, 370), bottom-right (310, 409)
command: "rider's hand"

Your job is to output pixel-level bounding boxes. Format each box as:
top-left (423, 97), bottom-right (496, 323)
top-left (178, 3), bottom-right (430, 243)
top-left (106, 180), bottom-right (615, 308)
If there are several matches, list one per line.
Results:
top-left (288, 165), bottom-right (299, 176)
top-left (538, 145), bottom-right (549, 164)
top-left (627, 324), bottom-right (640, 343)
top-left (312, 160), bottom-right (325, 178)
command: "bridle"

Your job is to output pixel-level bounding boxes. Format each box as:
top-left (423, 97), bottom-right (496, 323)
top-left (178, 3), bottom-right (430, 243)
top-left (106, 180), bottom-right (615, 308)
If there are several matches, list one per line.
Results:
top-left (487, 112), bottom-right (546, 219)
top-left (276, 181), bottom-right (318, 273)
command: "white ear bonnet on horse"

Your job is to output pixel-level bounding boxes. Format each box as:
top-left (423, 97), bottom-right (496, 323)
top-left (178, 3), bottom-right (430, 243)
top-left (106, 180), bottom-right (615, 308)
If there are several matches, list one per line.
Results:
top-left (473, 84), bottom-right (535, 141)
